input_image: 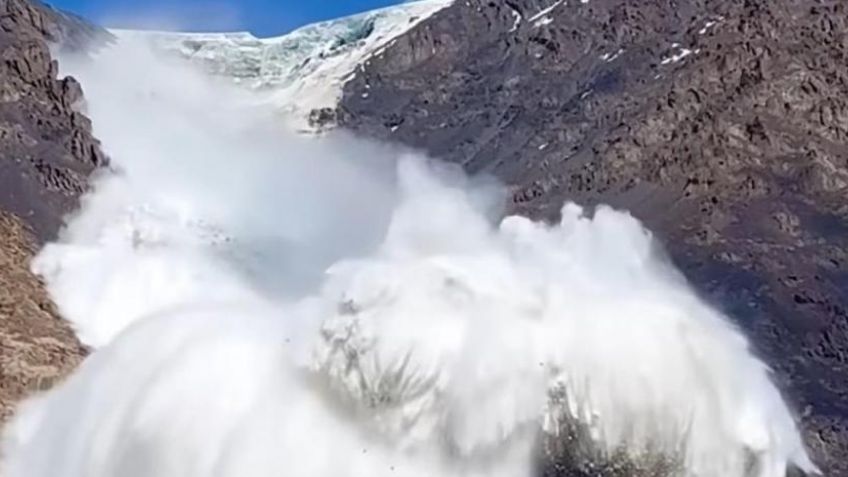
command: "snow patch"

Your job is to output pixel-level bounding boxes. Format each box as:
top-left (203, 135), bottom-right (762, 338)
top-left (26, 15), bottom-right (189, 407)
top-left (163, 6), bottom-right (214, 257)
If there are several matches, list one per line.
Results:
top-left (529, 0), bottom-right (564, 23)
top-left (661, 46), bottom-right (699, 65)
top-left (600, 48), bottom-right (624, 62)
top-left (508, 6), bottom-right (523, 32)
top-left (533, 16), bottom-right (553, 28)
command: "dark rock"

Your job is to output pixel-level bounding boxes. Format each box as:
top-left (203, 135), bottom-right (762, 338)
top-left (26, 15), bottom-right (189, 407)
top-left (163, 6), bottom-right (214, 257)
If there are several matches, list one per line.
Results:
top-left (338, 0), bottom-right (848, 473)
top-left (0, 0), bottom-right (108, 241)
top-left (0, 0), bottom-right (103, 424)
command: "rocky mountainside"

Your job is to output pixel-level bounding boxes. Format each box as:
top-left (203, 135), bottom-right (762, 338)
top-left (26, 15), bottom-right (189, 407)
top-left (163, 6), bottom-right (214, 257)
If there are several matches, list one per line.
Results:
top-left (0, 0), bottom-right (107, 240)
top-left (0, 0), bottom-right (104, 421)
top-left (335, 0), bottom-right (848, 474)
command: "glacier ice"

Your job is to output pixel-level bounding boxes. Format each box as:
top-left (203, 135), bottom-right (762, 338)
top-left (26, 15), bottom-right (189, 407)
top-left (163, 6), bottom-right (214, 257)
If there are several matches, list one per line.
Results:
top-left (110, 0), bottom-right (452, 130)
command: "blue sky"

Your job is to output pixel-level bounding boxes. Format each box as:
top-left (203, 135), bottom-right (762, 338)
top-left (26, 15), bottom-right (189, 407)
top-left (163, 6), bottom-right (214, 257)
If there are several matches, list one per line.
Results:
top-left (48, 0), bottom-right (406, 37)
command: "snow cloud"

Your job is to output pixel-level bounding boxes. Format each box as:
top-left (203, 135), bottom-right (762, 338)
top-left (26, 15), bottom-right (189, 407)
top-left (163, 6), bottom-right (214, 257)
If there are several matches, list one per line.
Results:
top-left (1, 36), bottom-right (815, 477)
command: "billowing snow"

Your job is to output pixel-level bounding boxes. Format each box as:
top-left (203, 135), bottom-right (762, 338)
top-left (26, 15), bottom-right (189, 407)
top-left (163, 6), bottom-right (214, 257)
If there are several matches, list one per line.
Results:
top-left (111, 0), bottom-right (452, 131)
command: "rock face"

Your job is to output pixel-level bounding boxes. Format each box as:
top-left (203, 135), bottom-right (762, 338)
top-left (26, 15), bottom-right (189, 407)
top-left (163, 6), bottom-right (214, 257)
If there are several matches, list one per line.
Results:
top-left (0, 0), bottom-right (107, 241)
top-left (0, 0), bottom-right (103, 421)
top-left (337, 0), bottom-right (848, 473)
top-left (0, 210), bottom-right (85, 421)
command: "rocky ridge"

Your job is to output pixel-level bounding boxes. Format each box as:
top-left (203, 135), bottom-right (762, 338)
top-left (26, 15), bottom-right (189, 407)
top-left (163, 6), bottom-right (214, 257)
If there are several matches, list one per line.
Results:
top-left (0, 0), bottom-right (107, 241)
top-left (0, 0), bottom-right (103, 422)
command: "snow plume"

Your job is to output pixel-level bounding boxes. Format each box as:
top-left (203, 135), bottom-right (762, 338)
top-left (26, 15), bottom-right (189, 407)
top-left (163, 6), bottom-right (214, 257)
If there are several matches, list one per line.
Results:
top-left (2, 36), bottom-right (815, 477)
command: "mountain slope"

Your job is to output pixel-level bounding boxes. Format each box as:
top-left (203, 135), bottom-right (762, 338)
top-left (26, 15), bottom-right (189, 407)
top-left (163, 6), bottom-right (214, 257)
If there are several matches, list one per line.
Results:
top-left (0, 0), bottom-right (107, 240)
top-left (0, 0), bottom-right (102, 421)
top-left (334, 0), bottom-right (848, 473)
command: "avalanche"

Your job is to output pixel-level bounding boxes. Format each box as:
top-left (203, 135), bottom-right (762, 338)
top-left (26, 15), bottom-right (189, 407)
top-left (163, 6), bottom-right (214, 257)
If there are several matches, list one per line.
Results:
top-left (0, 3), bottom-right (817, 477)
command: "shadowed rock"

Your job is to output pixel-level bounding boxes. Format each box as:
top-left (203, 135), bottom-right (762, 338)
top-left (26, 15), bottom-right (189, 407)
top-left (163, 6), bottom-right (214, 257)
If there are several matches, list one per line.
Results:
top-left (0, 0), bottom-right (108, 241)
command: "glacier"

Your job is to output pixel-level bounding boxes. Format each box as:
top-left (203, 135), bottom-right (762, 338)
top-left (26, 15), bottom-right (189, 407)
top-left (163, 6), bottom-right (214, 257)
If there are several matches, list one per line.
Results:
top-left (111, 0), bottom-right (452, 131)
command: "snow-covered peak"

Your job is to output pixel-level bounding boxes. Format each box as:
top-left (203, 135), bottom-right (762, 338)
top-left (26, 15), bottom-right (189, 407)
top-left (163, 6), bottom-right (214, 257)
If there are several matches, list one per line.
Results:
top-left (111, 0), bottom-right (452, 131)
